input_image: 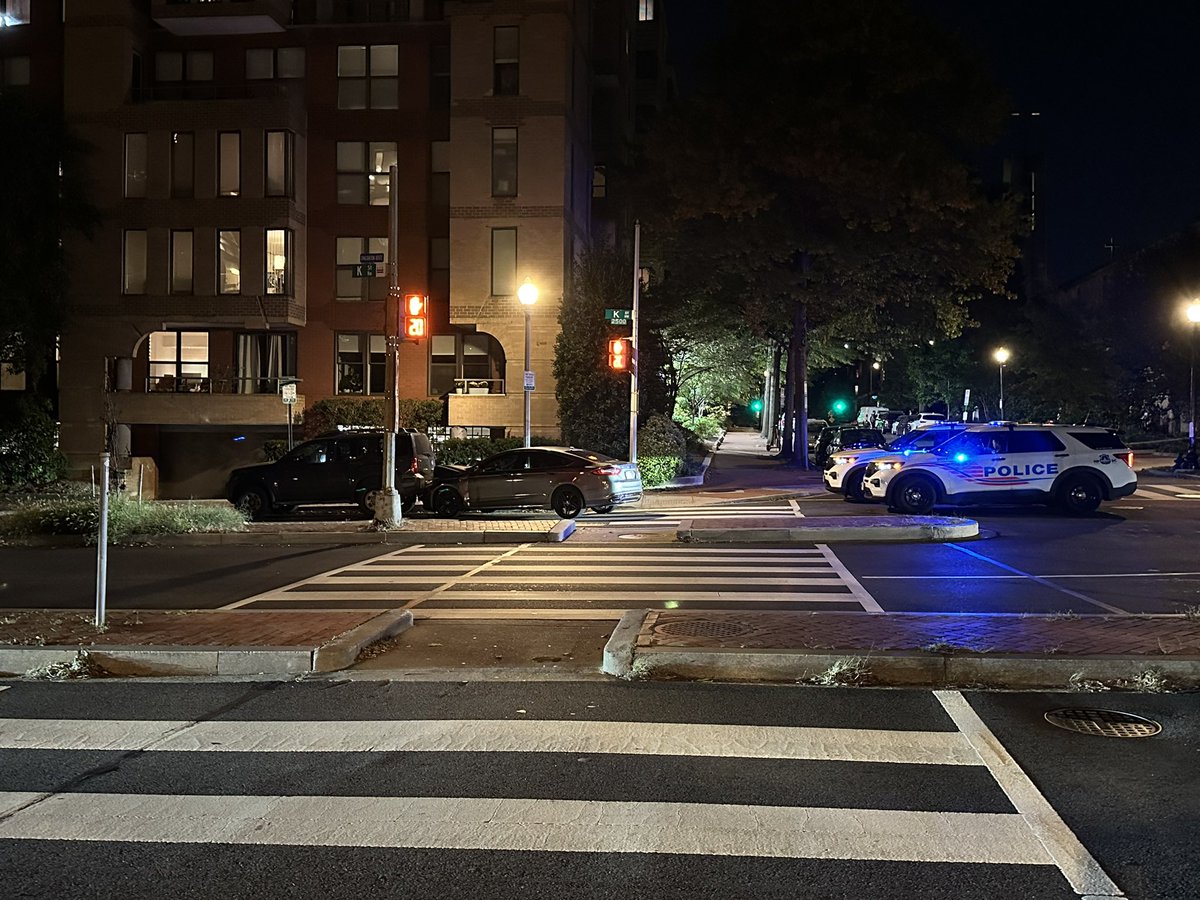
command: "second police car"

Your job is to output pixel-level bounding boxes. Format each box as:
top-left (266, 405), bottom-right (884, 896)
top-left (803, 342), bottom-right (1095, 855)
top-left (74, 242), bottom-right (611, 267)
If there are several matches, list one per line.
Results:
top-left (823, 422), bottom-right (967, 501)
top-left (861, 422), bottom-right (1137, 515)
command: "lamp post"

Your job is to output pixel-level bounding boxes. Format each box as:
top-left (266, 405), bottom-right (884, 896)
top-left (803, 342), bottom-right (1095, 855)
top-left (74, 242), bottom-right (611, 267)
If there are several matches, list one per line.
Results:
top-left (993, 347), bottom-right (1011, 417)
top-left (1186, 301), bottom-right (1200, 466)
top-left (518, 278), bottom-right (538, 448)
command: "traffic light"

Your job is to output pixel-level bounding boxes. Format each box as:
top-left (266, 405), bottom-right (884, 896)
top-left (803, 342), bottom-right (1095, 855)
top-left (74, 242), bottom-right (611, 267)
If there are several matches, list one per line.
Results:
top-left (608, 338), bottom-right (628, 370)
top-left (831, 398), bottom-right (849, 416)
top-left (749, 399), bottom-right (764, 413)
top-left (403, 293), bottom-right (427, 340)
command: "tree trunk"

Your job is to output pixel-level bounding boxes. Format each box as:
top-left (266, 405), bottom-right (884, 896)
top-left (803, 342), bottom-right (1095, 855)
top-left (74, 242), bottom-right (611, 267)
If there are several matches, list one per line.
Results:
top-left (781, 333), bottom-right (795, 460)
top-left (795, 299), bottom-right (810, 469)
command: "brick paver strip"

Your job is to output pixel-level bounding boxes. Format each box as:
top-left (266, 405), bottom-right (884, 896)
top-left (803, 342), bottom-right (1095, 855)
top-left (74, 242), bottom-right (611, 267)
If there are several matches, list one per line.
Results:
top-left (0, 610), bottom-right (381, 649)
top-left (643, 611), bottom-right (1200, 656)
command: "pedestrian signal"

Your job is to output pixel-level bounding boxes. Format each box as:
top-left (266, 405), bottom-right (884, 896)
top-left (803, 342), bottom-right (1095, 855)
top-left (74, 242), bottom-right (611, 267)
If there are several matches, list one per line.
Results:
top-left (609, 339), bottom-right (628, 370)
top-left (403, 293), bottom-right (427, 340)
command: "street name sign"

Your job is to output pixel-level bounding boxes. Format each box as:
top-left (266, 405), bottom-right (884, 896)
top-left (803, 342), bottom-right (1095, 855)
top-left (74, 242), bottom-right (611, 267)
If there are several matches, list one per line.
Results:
top-left (352, 263), bottom-right (377, 278)
top-left (605, 308), bottom-right (632, 325)
top-left (360, 253), bottom-right (385, 264)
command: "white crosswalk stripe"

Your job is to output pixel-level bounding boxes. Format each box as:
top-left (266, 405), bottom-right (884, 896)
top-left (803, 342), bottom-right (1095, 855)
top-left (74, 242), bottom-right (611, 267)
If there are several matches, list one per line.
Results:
top-left (223, 544), bottom-right (882, 619)
top-left (1134, 482), bottom-right (1200, 500)
top-left (0, 689), bottom-right (1119, 895)
top-left (575, 502), bottom-right (802, 526)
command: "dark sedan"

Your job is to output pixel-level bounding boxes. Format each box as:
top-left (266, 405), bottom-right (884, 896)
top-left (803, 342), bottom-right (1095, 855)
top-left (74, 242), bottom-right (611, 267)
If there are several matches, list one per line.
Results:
top-left (428, 447), bottom-right (643, 519)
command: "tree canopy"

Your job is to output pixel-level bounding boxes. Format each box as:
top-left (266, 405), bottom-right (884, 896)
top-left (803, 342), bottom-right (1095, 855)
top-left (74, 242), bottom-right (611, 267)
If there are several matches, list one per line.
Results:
top-left (631, 0), bottom-right (1022, 455)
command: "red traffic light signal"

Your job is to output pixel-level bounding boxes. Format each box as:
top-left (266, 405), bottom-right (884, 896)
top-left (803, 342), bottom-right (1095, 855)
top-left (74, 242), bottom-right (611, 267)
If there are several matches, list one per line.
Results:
top-left (608, 338), bottom-right (628, 370)
top-left (403, 293), bottom-right (427, 339)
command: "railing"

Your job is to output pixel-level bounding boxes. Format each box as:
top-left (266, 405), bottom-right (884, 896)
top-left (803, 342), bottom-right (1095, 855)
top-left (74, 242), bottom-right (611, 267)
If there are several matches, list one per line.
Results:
top-left (427, 425), bottom-right (498, 445)
top-left (145, 375), bottom-right (293, 394)
top-left (452, 378), bottom-right (505, 395)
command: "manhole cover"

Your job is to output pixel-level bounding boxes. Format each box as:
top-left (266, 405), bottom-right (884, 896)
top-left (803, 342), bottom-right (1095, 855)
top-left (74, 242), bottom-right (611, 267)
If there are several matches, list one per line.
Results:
top-left (657, 620), bottom-right (752, 638)
top-left (1044, 708), bottom-right (1162, 738)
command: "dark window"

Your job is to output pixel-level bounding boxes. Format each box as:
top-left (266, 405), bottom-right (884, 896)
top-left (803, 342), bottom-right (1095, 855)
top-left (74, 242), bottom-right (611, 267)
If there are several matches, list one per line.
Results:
top-left (1007, 431), bottom-right (1066, 453)
top-left (493, 26), bottom-right (519, 96)
top-left (491, 228), bottom-right (516, 295)
top-left (171, 132), bottom-right (194, 198)
top-left (492, 127), bottom-right (517, 196)
top-left (430, 43), bottom-right (450, 109)
top-left (636, 49), bottom-right (658, 79)
top-left (1067, 431), bottom-right (1128, 451)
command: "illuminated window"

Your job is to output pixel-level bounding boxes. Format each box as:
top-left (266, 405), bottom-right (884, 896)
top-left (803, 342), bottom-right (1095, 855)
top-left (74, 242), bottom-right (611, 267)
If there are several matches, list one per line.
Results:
top-left (149, 331), bottom-right (208, 392)
top-left (337, 140), bottom-right (396, 205)
top-left (0, 363), bottom-right (26, 392)
top-left (492, 128), bottom-right (517, 196)
top-left (246, 47), bottom-right (304, 80)
top-left (337, 44), bottom-right (398, 109)
top-left (336, 333), bottom-right (386, 395)
top-left (639, 0), bottom-right (655, 21)
top-left (123, 230), bottom-right (146, 294)
top-left (430, 332), bottom-right (506, 396)
top-left (218, 230), bottom-right (241, 295)
top-left (493, 27), bottom-right (518, 96)
top-left (265, 228), bottom-right (291, 295)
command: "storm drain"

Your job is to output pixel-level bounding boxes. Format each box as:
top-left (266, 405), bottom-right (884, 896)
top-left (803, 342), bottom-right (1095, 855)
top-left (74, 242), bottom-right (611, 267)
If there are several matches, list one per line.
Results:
top-left (657, 620), bottom-right (753, 639)
top-left (1044, 708), bottom-right (1162, 738)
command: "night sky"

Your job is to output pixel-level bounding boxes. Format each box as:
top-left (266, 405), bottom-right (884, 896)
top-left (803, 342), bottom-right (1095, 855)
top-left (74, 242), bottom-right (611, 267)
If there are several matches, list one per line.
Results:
top-left (665, 0), bottom-right (1200, 286)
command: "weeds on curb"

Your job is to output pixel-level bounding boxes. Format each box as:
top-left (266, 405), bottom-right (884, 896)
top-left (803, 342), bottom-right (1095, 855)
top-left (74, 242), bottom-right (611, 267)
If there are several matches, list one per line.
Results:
top-left (1068, 672), bottom-right (1111, 692)
top-left (1122, 667), bottom-right (1170, 693)
top-left (24, 649), bottom-right (106, 680)
top-left (808, 657), bottom-right (871, 686)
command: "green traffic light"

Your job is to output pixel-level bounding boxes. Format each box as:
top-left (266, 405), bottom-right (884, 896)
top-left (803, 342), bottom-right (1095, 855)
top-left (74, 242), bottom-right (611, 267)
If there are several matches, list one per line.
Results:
top-left (750, 399), bottom-right (764, 413)
top-left (831, 399), bottom-right (848, 414)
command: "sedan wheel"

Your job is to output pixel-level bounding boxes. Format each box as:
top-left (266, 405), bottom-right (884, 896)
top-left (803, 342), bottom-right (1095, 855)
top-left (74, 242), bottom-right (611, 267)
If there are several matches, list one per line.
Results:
top-left (432, 486), bottom-right (465, 518)
top-left (843, 469), bottom-right (866, 503)
top-left (590, 505), bottom-right (615, 514)
top-left (551, 486), bottom-right (585, 519)
top-left (1060, 475), bottom-right (1102, 515)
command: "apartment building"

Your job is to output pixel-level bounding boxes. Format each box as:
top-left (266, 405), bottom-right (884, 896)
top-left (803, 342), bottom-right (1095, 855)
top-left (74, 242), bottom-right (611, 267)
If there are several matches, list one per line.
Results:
top-left (0, 0), bottom-right (667, 497)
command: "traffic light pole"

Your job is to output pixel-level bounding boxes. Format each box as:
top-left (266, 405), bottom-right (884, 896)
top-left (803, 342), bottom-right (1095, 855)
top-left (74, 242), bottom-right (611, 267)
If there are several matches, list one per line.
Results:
top-left (629, 220), bottom-right (641, 464)
top-left (375, 164), bottom-right (403, 527)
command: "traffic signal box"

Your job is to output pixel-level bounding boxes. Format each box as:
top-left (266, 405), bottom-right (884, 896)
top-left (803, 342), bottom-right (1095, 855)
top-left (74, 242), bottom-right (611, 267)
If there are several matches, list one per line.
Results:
top-left (403, 293), bottom-right (427, 340)
top-left (608, 338), bottom-right (629, 370)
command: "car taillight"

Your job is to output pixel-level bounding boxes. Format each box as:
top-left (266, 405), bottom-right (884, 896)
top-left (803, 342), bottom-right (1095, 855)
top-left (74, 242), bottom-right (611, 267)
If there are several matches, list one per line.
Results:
top-left (590, 465), bottom-right (622, 476)
top-left (1120, 451), bottom-right (1134, 469)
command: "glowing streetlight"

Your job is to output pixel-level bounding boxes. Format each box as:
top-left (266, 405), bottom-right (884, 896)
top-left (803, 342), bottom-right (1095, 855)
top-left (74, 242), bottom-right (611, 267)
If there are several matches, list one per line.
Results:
top-left (993, 347), bottom-right (1011, 417)
top-left (1185, 301), bottom-right (1200, 466)
top-left (518, 278), bottom-right (538, 448)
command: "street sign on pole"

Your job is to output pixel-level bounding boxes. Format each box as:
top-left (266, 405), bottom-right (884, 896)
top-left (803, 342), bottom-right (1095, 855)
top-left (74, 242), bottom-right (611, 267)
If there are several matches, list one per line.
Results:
top-left (605, 308), bottom-right (632, 325)
top-left (352, 263), bottom-right (377, 278)
top-left (281, 383), bottom-right (297, 404)
top-left (360, 252), bottom-right (385, 264)
top-left (523, 370), bottom-right (535, 391)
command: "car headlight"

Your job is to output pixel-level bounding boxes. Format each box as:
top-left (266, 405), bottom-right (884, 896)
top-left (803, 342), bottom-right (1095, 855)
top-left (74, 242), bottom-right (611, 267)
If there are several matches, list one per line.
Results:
top-left (870, 461), bottom-right (903, 473)
top-left (840, 456), bottom-right (858, 465)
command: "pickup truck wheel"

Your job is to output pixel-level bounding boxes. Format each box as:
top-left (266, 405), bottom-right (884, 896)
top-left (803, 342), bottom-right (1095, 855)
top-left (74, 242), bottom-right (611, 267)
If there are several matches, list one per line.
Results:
top-left (234, 486), bottom-right (270, 520)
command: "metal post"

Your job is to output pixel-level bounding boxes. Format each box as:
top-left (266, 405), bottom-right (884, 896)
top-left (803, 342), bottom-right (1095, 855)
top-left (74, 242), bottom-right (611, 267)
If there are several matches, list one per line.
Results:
top-left (95, 452), bottom-right (110, 628)
top-left (629, 220), bottom-right (641, 464)
top-left (1189, 325), bottom-right (1196, 460)
top-left (374, 164), bottom-right (403, 526)
top-left (523, 307), bottom-right (532, 448)
top-left (137, 462), bottom-right (144, 503)
top-left (998, 364), bottom-right (1005, 417)
top-left (286, 403), bottom-right (294, 451)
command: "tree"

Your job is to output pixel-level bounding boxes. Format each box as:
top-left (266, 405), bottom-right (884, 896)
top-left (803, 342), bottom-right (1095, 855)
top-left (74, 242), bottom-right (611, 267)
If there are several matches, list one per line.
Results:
top-left (0, 96), bottom-right (98, 380)
top-left (633, 0), bottom-right (1021, 463)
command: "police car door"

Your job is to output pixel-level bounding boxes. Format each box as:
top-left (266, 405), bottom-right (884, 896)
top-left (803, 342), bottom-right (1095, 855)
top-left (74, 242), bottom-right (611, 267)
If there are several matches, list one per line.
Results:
top-left (1001, 430), bottom-right (1065, 495)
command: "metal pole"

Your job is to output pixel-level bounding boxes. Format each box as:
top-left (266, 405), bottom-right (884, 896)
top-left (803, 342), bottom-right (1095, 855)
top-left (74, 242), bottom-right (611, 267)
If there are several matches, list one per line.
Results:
top-left (998, 364), bottom-right (1005, 417)
top-left (137, 462), bottom-right (144, 503)
top-left (375, 164), bottom-right (403, 526)
top-left (286, 403), bottom-right (294, 450)
top-left (95, 452), bottom-right (110, 628)
top-left (523, 307), bottom-right (532, 447)
top-left (629, 220), bottom-right (641, 464)
top-left (1189, 326), bottom-right (1196, 457)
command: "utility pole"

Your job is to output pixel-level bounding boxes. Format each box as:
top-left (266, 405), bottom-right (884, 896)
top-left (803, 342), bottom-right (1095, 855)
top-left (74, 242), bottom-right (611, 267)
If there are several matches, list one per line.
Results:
top-left (628, 220), bottom-right (641, 464)
top-left (374, 163), bottom-right (403, 527)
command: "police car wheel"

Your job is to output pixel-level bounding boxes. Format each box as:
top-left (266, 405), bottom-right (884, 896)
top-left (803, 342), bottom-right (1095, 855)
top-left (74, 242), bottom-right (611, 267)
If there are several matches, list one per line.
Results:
top-left (1060, 474), bottom-right (1102, 514)
top-left (892, 475), bottom-right (936, 515)
top-left (843, 470), bottom-right (866, 502)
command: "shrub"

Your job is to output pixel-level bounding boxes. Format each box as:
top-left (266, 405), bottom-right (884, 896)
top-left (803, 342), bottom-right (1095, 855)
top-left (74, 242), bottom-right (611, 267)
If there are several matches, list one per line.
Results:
top-left (302, 397), bottom-right (443, 438)
top-left (0, 397), bottom-right (68, 488)
top-left (637, 414), bottom-right (686, 486)
top-left (432, 435), bottom-right (558, 465)
top-left (0, 494), bottom-right (246, 543)
top-left (263, 440), bottom-right (288, 461)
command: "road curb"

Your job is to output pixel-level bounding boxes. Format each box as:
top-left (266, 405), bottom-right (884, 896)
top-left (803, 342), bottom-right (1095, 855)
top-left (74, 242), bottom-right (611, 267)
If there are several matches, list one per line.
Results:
top-left (0, 609), bottom-right (414, 678)
top-left (6, 527), bottom-right (571, 548)
top-left (676, 515), bottom-right (979, 543)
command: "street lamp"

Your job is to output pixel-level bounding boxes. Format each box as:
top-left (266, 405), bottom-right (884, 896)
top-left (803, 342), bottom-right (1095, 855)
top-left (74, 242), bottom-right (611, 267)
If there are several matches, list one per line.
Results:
top-left (993, 347), bottom-right (1011, 417)
top-left (1186, 301), bottom-right (1200, 466)
top-left (518, 278), bottom-right (538, 448)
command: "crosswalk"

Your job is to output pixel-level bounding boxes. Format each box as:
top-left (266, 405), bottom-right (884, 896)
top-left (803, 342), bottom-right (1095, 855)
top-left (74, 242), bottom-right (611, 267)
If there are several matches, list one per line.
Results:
top-left (574, 501), bottom-right (801, 527)
top-left (1133, 482), bottom-right (1200, 501)
top-left (224, 543), bottom-right (882, 619)
top-left (0, 684), bottom-right (1119, 898)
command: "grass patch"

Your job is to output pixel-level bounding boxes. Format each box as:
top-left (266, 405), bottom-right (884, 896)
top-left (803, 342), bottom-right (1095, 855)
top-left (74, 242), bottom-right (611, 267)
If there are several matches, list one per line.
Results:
top-left (0, 493), bottom-right (247, 543)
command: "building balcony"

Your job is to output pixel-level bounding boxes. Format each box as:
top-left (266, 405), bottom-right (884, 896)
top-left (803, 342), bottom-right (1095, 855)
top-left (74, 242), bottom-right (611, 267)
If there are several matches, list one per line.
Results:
top-left (108, 387), bottom-right (303, 427)
top-left (152, 0), bottom-right (290, 36)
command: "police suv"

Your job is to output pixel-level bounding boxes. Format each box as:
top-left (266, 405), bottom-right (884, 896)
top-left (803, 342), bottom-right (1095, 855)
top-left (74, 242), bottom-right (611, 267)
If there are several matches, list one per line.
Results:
top-left (823, 422), bottom-right (966, 501)
top-left (861, 423), bottom-right (1137, 515)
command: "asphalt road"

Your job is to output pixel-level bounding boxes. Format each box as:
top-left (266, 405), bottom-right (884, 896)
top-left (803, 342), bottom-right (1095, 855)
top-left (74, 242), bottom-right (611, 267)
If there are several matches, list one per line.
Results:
top-left (0, 681), bottom-right (1193, 899)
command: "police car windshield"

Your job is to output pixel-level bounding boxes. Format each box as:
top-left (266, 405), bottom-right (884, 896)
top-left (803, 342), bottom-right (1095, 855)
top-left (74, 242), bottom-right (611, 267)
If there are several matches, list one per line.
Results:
top-left (933, 431), bottom-right (994, 456)
top-left (889, 427), bottom-right (961, 452)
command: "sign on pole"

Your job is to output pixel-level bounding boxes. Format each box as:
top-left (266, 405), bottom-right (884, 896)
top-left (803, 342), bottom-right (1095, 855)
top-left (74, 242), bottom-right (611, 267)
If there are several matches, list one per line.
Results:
top-left (523, 370), bottom-right (535, 391)
top-left (605, 308), bottom-right (632, 325)
top-left (352, 263), bottom-right (377, 278)
top-left (360, 252), bottom-right (385, 264)
top-left (281, 383), bottom-right (297, 405)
